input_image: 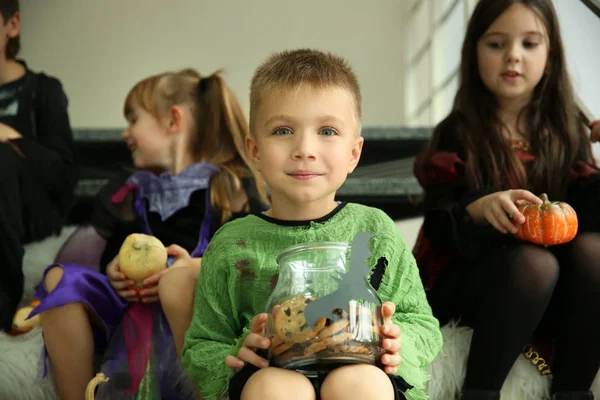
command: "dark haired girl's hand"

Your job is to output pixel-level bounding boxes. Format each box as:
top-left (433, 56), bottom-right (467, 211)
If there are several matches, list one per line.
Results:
top-left (590, 120), bottom-right (600, 143)
top-left (466, 190), bottom-right (543, 234)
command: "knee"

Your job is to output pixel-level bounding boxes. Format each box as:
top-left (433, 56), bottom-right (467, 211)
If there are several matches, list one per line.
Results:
top-left (508, 245), bottom-right (559, 292)
top-left (158, 267), bottom-right (198, 310)
top-left (44, 266), bottom-right (64, 293)
top-left (569, 233), bottom-right (600, 279)
top-left (321, 365), bottom-right (394, 400)
top-left (241, 367), bottom-right (314, 400)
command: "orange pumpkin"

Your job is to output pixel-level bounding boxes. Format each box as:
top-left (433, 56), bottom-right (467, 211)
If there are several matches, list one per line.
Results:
top-left (515, 193), bottom-right (578, 246)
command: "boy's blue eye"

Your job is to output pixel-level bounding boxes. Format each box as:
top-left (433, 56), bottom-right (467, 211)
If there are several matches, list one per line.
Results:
top-left (320, 128), bottom-right (337, 136)
top-left (273, 127), bottom-right (292, 136)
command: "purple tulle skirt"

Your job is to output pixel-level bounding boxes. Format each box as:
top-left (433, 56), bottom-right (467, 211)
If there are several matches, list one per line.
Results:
top-left (30, 263), bottom-right (128, 354)
top-left (30, 264), bottom-right (195, 399)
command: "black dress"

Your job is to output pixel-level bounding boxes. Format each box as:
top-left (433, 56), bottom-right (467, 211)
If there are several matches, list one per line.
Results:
top-left (413, 115), bottom-right (600, 374)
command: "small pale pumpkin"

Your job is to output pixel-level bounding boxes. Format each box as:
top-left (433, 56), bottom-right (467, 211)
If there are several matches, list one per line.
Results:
top-left (514, 193), bottom-right (578, 246)
top-left (11, 300), bottom-right (41, 332)
top-left (118, 234), bottom-right (168, 288)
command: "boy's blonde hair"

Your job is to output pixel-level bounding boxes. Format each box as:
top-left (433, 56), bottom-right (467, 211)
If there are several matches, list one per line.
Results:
top-left (249, 49), bottom-right (362, 134)
top-left (124, 68), bottom-right (268, 222)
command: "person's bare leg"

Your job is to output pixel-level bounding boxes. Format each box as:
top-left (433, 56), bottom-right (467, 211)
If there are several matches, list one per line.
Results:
top-left (320, 364), bottom-right (394, 400)
top-left (41, 266), bottom-right (95, 400)
top-left (159, 266), bottom-right (200, 355)
top-left (241, 367), bottom-right (315, 400)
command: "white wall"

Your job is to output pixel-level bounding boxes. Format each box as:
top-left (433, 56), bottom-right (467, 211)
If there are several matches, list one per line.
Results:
top-left (553, 0), bottom-right (600, 159)
top-left (555, 0), bottom-right (600, 118)
top-left (19, 0), bottom-right (405, 129)
top-left (402, 0), bottom-right (475, 127)
top-left (404, 0), bottom-right (600, 144)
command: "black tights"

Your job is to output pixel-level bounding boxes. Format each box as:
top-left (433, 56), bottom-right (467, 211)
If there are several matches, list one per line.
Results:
top-left (431, 233), bottom-right (600, 393)
top-left (549, 234), bottom-right (600, 393)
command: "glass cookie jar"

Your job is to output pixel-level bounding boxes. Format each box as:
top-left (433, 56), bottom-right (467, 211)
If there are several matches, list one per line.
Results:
top-left (265, 234), bottom-right (385, 375)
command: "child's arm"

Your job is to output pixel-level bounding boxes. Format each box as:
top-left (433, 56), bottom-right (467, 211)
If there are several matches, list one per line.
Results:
top-left (181, 237), bottom-right (247, 400)
top-left (465, 189), bottom-right (542, 234)
top-left (374, 216), bottom-right (443, 394)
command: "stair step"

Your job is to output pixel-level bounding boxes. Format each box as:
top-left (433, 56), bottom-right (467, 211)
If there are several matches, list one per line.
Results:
top-left (68, 127), bottom-right (429, 222)
top-left (75, 158), bottom-right (422, 198)
top-left (71, 126), bottom-right (432, 142)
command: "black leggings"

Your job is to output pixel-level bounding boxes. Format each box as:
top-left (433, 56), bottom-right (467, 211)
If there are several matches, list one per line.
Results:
top-left (428, 234), bottom-right (600, 393)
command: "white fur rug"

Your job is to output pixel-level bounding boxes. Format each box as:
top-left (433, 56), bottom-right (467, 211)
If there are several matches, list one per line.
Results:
top-left (0, 327), bottom-right (56, 400)
top-left (1, 222), bottom-right (598, 399)
top-left (0, 226), bottom-right (76, 400)
top-left (426, 322), bottom-right (600, 399)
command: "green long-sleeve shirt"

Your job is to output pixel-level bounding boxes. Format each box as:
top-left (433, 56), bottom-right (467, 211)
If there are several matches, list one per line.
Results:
top-left (182, 203), bottom-right (442, 399)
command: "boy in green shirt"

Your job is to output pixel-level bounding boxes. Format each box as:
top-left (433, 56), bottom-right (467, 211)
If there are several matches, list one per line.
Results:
top-left (182, 49), bottom-right (442, 400)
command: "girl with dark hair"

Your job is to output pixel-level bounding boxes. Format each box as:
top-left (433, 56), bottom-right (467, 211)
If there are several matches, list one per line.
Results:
top-left (414, 1), bottom-right (600, 398)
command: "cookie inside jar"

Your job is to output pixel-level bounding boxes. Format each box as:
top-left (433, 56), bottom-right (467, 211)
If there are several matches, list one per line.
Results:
top-left (269, 295), bottom-right (384, 373)
top-left (265, 235), bottom-right (386, 375)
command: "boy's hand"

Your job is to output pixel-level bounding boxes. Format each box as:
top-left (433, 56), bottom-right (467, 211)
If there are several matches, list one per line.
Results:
top-left (106, 255), bottom-right (138, 302)
top-left (590, 120), bottom-right (600, 143)
top-left (380, 302), bottom-right (402, 375)
top-left (225, 313), bottom-right (271, 371)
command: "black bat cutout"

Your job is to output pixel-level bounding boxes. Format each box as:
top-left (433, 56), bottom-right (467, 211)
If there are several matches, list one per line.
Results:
top-left (304, 232), bottom-right (381, 328)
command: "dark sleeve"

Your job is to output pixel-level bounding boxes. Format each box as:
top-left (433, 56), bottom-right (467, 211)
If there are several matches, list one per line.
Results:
top-left (567, 161), bottom-right (600, 234)
top-left (87, 174), bottom-right (139, 273)
top-left (415, 127), bottom-right (506, 259)
top-left (88, 177), bottom-right (127, 240)
top-left (10, 75), bottom-right (78, 214)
